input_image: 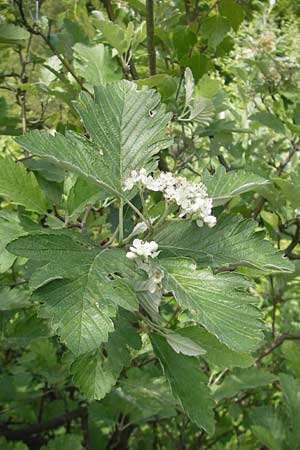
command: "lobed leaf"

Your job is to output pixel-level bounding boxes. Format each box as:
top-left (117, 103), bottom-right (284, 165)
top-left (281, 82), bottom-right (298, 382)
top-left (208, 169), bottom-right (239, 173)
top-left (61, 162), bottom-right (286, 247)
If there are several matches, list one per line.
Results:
top-left (159, 258), bottom-right (264, 353)
top-left (151, 333), bottom-right (215, 433)
top-left (155, 214), bottom-right (294, 272)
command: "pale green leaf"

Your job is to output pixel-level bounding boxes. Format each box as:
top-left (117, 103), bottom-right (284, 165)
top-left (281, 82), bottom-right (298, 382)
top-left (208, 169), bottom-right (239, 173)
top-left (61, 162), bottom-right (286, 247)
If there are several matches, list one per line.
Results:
top-left (155, 215), bottom-right (294, 272)
top-left (0, 288), bottom-right (31, 311)
top-left (203, 166), bottom-right (269, 206)
top-left (202, 16), bottom-right (231, 49)
top-left (213, 368), bottom-right (277, 401)
top-left (165, 332), bottom-right (206, 356)
top-left (98, 20), bottom-right (133, 55)
top-left (0, 214), bottom-right (27, 272)
top-left (184, 67), bottom-right (194, 108)
top-left (159, 258), bottom-right (263, 353)
top-left (250, 111), bottom-right (286, 134)
top-left (177, 327), bottom-right (253, 369)
top-left (73, 43), bottom-right (121, 89)
top-left (151, 333), bottom-right (215, 433)
top-left (0, 157), bottom-right (47, 214)
top-left (0, 23), bottom-right (29, 45)
top-left (219, 0), bottom-right (245, 31)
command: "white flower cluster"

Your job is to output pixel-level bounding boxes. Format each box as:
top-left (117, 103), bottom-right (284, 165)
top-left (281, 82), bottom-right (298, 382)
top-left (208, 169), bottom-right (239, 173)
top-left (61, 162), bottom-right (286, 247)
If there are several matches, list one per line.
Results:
top-left (124, 169), bottom-right (216, 228)
top-left (126, 239), bottom-right (163, 298)
top-left (126, 239), bottom-right (159, 261)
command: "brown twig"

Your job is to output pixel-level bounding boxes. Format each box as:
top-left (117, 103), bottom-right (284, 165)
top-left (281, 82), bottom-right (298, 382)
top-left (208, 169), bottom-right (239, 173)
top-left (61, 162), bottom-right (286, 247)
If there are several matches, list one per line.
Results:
top-left (146, 0), bottom-right (156, 75)
top-left (253, 138), bottom-right (299, 219)
top-left (15, 0), bottom-right (87, 92)
top-left (255, 333), bottom-right (300, 364)
top-left (1, 407), bottom-right (87, 442)
top-left (100, 0), bottom-right (138, 80)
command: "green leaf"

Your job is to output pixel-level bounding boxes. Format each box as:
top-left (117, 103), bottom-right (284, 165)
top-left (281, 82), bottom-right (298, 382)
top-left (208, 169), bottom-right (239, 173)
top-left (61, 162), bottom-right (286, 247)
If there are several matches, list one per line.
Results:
top-left (0, 158), bottom-right (47, 214)
top-left (40, 434), bottom-right (82, 450)
top-left (118, 367), bottom-right (177, 421)
top-left (16, 81), bottom-right (172, 198)
top-left (165, 332), bottom-right (206, 356)
top-left (8, 233), bottom-right (138, 355)
top-left (71, 311), bottom-right (141, 400)
top-left (155, 215), bottom-right (294, 272)
top-left (179, 97), bottom-right (214, 126)
top-left (0, 23), bottom-right (29, 45)
top-left (219, 0), bottom-right (245, 31)
top-left (0, 438), bottom-right (29, 450)
top-left (0, 214), bottom-right (27, 272)
top-left (213, 368), bottom-right (277, 401)
top-left (177, 327), bottom-right (253, 369)
top-left (151, 333), bottom-right (215, 433)
top-left (0, 288), bottom-right (31, 310)
top-left (159, 258), bottom-right (263, 353)
top-left (250, 406), bottom-right (285, 450)
top-left (279, 373), bottom-right (300, 449)
top-left (203, 166), bottom-right (269, 206)
top-left (183, 67), bottom-right (194, 108)
top-left (73, 43), bottom-right (121, 89)
top-left (281, 341), bottom-right (300, 376)
top-left (98, 20), bottom-right (134, 55)
top-left (250, 111), bottom-right (286, 134)
top-left (251, 425), bottom-right (283, 450)
top-left (202, 16), bottom-right (231, 49)
top-left (66, 176), bottom-right (107, 217)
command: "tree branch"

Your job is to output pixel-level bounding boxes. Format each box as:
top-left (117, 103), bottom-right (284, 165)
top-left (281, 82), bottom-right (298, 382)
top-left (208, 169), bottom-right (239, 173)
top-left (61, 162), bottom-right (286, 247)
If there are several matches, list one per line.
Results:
top-left (100, 0), bottom-right (139, 80)
top-left (253, 138), bottom-right (299, 219)
top-left (146, 0), bottom-right (156, 75)
top-left (1, 407), bottom-right (87, 442)
top-left (255, 333), bottom-right (300, 364)
top-left (15, 0), bottom-right (87, 92)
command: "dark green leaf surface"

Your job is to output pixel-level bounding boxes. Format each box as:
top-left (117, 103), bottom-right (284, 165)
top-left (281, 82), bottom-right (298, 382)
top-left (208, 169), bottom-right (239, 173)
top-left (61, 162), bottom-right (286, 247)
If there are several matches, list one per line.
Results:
top-left (160, 258), bottom-right (263, 352)
top-left (8, 233), bottom-right (138, 355)
top-left (155, 215), bottom-right (293, 272)
top-left (151, 334), bottom-right (215, 434)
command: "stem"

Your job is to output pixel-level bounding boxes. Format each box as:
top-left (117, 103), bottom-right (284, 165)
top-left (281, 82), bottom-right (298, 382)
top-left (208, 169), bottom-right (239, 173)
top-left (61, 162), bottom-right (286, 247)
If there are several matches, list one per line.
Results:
top-left (139, 190), bottom-right (153, 232)
top-left (15, 0), bottom-right (87, 92)
top-left (153, 201), bottom-right (170, 231)
top-left (125, 197), bottom-right (149, 225)
top-left (119, 199), bottom-right (124, 245)
top-left (146, 0), bottom-right (156, 75)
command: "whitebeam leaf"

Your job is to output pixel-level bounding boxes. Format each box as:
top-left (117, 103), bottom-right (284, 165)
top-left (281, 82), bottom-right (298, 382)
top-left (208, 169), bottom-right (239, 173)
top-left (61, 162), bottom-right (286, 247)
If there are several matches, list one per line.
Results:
top-left (8, 233), bottom-right (138, 355)
top-left (177, 326), bottom-right (253, 369)
top-left (154, 215), bottom-right (294, 272)
top-left (159, 258), bottom-right (263, 353)
top-left (151, 333), bottom-right (215, 433)
top-left (203, 166), bottom-right (270, 206)
top-left (0, 157), bottom-right (47, 214)
top-left (72, 312), bottom-right (141, 400)
top-left (16, 81), bottom-right (172, 198)
top-left (166, 333), bottom-right (206, 356)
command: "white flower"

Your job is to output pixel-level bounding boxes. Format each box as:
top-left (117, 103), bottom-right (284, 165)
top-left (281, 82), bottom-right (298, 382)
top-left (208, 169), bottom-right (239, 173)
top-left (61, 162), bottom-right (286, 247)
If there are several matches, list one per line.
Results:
top-left (124, 170), bottom-right (139, 191)
top-left (124, 169), bottom-right (216, 228)
top-left (126, 239), bottom-right (159, 261)
top-left (124, 168), bottom-right (153, 191)
top-left (131, 221), bottom-right (148, 236)
top-left (145, 270), bottom-right (164, 294)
